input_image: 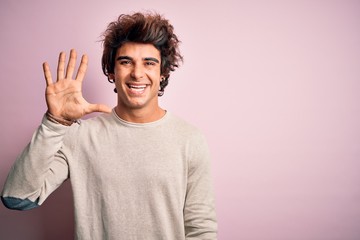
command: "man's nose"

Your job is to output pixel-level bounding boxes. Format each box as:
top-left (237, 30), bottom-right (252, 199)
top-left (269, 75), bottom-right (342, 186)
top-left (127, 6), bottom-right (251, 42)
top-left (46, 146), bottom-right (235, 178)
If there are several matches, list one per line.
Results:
top-left (130, 64), bottom-right (144, 80)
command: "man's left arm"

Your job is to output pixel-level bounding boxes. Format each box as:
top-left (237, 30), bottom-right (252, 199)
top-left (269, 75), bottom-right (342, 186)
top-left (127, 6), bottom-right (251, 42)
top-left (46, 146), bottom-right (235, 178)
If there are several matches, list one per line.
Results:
top-left (184, 133), bottom-right (217, 239)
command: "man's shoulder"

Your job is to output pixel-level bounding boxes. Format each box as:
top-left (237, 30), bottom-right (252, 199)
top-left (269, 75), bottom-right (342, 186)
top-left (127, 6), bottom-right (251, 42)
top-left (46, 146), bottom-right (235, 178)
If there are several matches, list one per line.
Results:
top-left (166, 112), bottom-right (205, 139)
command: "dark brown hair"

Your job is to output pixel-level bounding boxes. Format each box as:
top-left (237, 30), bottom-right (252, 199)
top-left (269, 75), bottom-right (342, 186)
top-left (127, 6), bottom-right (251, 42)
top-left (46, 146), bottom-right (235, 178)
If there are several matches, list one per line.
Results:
top-left (101, 12), bottom-right (183, 96)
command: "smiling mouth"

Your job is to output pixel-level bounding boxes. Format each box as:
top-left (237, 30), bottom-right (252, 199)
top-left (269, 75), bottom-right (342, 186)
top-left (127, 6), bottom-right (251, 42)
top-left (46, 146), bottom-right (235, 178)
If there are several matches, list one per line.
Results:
top-left (126, 84), bottom-right (147, 92)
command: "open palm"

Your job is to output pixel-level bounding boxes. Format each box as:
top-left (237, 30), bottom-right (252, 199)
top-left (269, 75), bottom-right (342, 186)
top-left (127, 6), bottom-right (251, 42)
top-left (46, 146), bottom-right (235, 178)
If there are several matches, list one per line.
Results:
top-left (43, 49), bottom-right (111, 121)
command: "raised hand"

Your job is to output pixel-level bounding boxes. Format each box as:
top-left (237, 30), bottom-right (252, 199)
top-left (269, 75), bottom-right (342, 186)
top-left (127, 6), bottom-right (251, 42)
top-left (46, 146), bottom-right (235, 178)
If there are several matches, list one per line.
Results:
top-left (43, 49), bottom-right (111, 121)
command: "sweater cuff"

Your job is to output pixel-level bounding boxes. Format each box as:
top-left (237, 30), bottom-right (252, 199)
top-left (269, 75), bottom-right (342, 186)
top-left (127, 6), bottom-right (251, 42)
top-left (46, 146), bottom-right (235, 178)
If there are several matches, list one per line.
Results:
top-left (41, 113), bottom-right (74, 134)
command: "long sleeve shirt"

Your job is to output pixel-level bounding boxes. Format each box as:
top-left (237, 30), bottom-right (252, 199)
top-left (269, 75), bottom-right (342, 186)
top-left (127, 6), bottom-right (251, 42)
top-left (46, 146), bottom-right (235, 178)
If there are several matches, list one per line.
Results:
top-left (1, 110), bottom-right (217, 239)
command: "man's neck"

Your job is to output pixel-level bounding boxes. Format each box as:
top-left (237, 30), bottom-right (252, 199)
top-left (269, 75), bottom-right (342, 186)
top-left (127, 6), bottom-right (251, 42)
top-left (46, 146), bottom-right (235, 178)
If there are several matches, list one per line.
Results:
top-left (114, 105), bottom-right (166, 123)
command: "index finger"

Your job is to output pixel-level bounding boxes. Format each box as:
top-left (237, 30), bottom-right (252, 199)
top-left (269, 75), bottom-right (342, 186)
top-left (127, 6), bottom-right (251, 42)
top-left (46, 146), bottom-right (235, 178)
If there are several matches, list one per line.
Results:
top-left (75, 54), bottom-right (88, 82)
top-left (43, 62), bottom-right (53, 86)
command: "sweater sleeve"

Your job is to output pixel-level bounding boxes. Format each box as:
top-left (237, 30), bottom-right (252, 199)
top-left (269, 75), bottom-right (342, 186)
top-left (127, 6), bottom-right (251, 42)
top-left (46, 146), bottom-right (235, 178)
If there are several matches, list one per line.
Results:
top-left (1, 115), bottom-right (73, 210)
top-left (184, 133), bottom-right (217, 239)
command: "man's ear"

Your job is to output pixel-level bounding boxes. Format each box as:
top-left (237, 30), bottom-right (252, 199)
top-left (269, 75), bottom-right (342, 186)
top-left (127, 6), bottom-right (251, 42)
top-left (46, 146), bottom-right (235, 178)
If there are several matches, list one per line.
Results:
top-left (109, 73), bottom-right (115, 80)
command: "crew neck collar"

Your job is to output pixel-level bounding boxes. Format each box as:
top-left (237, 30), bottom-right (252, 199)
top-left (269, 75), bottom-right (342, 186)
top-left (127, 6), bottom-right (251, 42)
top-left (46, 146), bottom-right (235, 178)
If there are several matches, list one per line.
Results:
top-left (112, 108), bottom-right (169, 127)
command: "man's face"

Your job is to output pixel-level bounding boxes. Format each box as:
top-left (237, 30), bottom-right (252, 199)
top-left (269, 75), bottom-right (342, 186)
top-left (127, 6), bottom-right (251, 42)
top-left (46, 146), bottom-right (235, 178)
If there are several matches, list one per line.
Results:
top-left (110, 42), bottom-right (162, 111)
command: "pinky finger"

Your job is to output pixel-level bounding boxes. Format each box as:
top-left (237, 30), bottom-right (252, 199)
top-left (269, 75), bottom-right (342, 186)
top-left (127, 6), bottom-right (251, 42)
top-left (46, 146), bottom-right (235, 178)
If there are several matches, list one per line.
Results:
top-left (43, 62), bottom-right (53, 86)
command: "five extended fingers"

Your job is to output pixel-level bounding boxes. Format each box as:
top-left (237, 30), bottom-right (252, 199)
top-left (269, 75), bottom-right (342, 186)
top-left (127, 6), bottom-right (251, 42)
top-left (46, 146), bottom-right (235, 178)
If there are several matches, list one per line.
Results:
top-left (43, 49), bottom-right (110, 115)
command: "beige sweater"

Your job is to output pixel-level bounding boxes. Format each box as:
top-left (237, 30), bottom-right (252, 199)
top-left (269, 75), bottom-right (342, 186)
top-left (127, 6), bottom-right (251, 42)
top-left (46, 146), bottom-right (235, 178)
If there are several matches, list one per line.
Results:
top-left (1, 110), bottom-right (217, 239)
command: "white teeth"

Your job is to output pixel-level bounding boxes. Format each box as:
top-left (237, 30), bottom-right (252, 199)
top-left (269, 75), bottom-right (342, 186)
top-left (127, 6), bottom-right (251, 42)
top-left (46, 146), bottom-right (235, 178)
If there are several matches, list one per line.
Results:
top-left (128, 84), bottom-right (146, 89)
top-left (132, 88), bottom-right (144, 92)
top-left (128, 84), bottom-right (146, 92)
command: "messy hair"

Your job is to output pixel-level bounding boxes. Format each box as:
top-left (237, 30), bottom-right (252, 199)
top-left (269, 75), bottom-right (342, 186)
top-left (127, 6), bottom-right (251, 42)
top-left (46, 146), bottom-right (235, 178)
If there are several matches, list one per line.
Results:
top-left (101, 12), bottom-right (183, 96)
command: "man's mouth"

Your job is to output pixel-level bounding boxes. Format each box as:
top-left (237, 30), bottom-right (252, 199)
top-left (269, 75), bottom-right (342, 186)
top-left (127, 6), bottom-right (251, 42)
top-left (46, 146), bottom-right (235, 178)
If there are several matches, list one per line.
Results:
top-left (126, 84), bottom-right (147, 92)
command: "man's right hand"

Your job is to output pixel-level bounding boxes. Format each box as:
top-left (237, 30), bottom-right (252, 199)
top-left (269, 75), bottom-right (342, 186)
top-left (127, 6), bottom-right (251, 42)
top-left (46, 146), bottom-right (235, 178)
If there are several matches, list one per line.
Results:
top-left (43, 49), bottom-right (111, 121)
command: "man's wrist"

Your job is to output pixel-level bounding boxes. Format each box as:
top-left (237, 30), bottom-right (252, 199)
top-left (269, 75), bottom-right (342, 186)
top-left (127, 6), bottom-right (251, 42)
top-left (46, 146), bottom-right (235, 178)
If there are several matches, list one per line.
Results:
top-left (46, 111), bottom-right (78, 126)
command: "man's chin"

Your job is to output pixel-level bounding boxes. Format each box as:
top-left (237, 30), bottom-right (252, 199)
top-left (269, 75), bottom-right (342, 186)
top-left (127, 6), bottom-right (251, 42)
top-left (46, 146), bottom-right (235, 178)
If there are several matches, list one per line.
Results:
top-left (121, 99), bottom-right (148, 110)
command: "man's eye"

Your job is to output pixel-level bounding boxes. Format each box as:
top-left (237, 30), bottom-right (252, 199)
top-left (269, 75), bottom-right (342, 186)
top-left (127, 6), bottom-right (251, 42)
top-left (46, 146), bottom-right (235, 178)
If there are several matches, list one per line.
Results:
top-left (120, 60), bottom-right (131, 65)
top-left (145, 62), bottom-right (156, 66)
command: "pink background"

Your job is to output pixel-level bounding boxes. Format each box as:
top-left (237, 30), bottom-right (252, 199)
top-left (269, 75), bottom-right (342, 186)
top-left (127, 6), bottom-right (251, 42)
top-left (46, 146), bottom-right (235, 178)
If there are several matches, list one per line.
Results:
top-left (1, 0), bottom-right (360, 239)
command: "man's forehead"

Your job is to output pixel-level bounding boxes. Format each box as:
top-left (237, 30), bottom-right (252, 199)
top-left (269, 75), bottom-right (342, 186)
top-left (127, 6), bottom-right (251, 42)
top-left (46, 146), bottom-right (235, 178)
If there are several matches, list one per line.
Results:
top-left (116, 42), bottom-right (160, 58)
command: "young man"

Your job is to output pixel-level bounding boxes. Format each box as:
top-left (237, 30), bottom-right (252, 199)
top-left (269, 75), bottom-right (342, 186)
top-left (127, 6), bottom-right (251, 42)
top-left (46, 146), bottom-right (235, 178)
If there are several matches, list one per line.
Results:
top-left (1, 12), bottom-right (217, 239)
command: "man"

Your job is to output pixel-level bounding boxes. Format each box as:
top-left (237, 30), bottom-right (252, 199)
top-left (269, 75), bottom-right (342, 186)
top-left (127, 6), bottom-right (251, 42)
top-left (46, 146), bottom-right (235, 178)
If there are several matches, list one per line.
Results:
top-left (1, 12), bottom-right (217, 239)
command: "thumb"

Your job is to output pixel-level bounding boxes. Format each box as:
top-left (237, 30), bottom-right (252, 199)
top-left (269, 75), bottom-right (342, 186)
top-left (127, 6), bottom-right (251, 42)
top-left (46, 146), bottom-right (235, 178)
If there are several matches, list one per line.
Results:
top-left (87, 103), bottom-right (112, 114)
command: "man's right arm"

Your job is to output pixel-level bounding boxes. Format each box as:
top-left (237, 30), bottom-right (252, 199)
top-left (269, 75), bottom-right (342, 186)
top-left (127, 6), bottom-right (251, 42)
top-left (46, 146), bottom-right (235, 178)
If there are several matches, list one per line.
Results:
top-left (1, 115), bottom-right (71, 210)
top-left (1, 49), bottom-right (111, 210)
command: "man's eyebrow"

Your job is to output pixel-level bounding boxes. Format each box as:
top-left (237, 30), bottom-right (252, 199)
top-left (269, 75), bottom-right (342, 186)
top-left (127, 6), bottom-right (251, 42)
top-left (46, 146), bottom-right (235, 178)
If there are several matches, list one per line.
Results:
top-left (116, 56), bottom-right (132, 61)
top-left (144, 57), bottom-right (159, 63)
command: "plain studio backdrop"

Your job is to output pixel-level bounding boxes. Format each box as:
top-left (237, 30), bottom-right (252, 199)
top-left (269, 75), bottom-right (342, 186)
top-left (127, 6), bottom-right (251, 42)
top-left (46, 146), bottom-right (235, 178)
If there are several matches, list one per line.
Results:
top-left (1, 0), bottom-right (359, 239)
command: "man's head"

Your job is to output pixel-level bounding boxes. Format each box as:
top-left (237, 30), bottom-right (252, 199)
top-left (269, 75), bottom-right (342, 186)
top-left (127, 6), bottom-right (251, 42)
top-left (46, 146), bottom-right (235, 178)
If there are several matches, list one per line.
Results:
top-left (102, 12), bottom-right (183, 96)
